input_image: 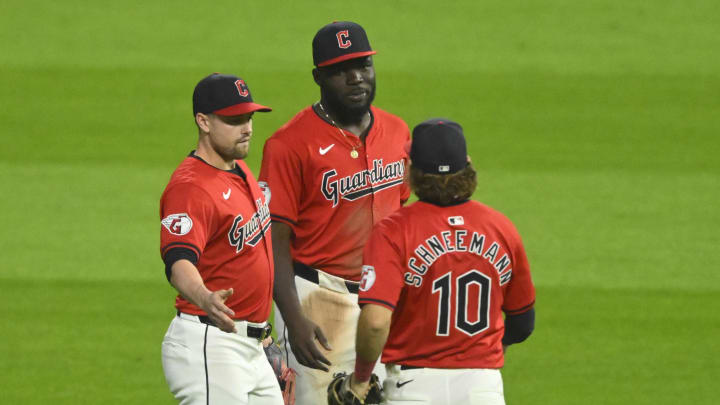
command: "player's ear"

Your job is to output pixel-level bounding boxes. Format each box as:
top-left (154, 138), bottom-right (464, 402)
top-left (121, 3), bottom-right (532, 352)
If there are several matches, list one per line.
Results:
top-left (312, 68), bottom-right (321, 86)
top-left (195, 113), bottom-right (211, 133)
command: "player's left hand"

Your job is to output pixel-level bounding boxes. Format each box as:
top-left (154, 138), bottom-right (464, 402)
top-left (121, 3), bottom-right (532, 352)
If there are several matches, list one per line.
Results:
top-left (327, 372), bottom-right (383, 405)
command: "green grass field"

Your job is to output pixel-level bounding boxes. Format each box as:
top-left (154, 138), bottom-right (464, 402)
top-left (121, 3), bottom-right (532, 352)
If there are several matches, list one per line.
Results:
top-left (1, 1), bottom-right (718, 403)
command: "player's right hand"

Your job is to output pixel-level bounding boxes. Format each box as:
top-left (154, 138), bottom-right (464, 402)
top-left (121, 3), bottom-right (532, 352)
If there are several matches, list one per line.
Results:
top-left (287, 315), bottom-right (332, 371)
top-left (202, 288), bottom-right (237, 333)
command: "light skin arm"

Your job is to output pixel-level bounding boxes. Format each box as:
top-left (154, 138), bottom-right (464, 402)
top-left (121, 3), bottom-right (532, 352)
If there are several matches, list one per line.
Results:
top-left (271, 221), bottom-right (332, 371)
top-left (349, 303), bottom-right (392, 395)
top-left (169, 259), bottom-right (237, 333)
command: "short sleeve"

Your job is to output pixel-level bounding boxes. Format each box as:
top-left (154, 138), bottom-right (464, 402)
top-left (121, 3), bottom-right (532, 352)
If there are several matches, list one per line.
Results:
top-left (502, 230), bottom-right (535, 315)
top-left (358, 219), bottom-right (406, 310)
top-left (259, 137), bottom-right (303, 227)
top-left (160, 183), bottom-right (215, 261)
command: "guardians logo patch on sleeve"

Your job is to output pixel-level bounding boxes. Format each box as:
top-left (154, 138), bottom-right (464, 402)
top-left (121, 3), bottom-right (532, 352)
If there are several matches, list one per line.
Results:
top-left (360, 265), bottom-right (376, 292)
top-left (161, 213), bottom-right (193, 235)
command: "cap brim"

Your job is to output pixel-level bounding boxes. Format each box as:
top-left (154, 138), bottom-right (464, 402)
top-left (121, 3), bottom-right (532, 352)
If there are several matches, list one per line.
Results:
top-left (213, 103), bottom-right (272, 116)
top-left (317, 51), bottom-right (377, 67)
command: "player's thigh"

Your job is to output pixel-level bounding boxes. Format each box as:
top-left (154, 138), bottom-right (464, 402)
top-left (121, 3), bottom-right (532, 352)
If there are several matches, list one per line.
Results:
top-left (205, 329), bottom-right (272, 404)
top-left (248, 393), bottom-right (283, 405)
top-left (463, 369), bottom-right (505, 405)
top-left (161, 317), bottom-right (210, 404)
top-left (383, 367), bottom-right (433, 404)
top-left (298, 278), bottom-right (358, 357)
top-left (286, 278), bottom-right (348, 402)
top-left (248, 351), bottom-right (284, 405)
top-left (248, 382), bottom-right (284, 405)
top-left (384, 367), bottom-right (503, 405)
top-left (468, 391), bottom-right (506, 405)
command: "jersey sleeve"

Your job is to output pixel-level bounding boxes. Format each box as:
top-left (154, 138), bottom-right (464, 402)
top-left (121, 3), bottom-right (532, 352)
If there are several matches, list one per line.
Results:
top-left (160, 182), bottom-right (215, 262)
top-left (502, 228), bottom-right (536, 315)
top-left (358, 219), bottom-right (406, 310)
top-left (258, 136), bottom-right (303, 227)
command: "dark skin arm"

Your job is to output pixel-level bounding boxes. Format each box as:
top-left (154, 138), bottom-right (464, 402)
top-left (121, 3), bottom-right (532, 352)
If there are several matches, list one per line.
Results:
top-left (271, 221), bottom-right (333, 371)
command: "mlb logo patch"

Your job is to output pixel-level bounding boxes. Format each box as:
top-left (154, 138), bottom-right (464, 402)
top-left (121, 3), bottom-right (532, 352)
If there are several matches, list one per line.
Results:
top-left (448, 216), bottom-right (464, 226)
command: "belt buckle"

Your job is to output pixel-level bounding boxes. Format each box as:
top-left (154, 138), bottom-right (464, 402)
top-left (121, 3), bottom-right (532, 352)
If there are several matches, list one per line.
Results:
top-left (260, 323), bottom-right (272, 340)
top-left (249, 323), bottom-right (272, 341)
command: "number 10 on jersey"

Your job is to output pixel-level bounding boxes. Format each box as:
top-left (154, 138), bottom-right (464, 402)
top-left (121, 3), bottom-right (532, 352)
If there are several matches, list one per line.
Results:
top-left (432, 270), bottom-right (491, 336)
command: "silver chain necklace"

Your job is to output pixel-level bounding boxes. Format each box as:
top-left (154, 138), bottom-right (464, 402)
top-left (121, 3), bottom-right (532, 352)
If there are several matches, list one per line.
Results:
top-left (316, 101), bottom-right (361, 159)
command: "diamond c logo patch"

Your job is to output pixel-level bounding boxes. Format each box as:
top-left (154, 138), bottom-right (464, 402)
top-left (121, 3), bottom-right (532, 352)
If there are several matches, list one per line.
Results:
top-left (162, 213), bottom-right (193, 235)
top-left (360, 265), bottom-right (376, 292)
top-left (258, 181), bottom-right (271, 204)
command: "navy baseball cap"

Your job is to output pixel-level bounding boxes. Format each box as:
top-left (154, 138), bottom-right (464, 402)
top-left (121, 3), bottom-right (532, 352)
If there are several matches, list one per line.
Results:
top-left (312, 21), bottom-right (377, 67)
top-left (410, 118), bottom-right (468, 174)
top-left (192, 73), bottom-right (272, 116)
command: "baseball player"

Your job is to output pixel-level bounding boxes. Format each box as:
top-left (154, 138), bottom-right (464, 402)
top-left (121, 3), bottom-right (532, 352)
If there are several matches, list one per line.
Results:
top-left (159, 73), bottom-right (284, 404)
top-left (332, 119), bottom-right (536, 404)
top-left (258, 21), bottom-right (411, 404)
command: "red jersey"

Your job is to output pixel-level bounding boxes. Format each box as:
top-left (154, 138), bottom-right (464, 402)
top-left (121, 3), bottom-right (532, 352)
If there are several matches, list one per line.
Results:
top-left (160, 155), bottom-right (274, 323)
top-left (358, 200), bottom-right (535, 369)
top-left (259, 105), bottom-right (410, 280)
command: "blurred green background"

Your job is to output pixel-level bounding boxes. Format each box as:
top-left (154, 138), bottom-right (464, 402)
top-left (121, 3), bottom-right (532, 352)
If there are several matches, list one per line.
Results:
top-left (1, 0), bottom-right (718, 403)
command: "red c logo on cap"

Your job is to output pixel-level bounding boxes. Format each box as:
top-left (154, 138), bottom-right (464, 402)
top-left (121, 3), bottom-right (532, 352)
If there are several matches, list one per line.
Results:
top-left (336, 30), bottom-right (351, 49)
top-left (234, 79), bottom-right (249, 97)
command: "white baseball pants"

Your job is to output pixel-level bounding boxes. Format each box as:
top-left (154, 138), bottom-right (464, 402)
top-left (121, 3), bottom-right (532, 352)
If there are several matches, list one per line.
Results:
top-left (162, 313), bottom-right (283, 405)
top-left (382, 364), bottom-right (505, 405)
top-left (274, 272), bottom-right (386, 405)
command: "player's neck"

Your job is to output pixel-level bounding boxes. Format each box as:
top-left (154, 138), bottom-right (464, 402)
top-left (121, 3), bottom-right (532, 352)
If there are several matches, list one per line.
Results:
top-left (317, 100), bottom-right (371, 139)
top-left (195, 144), bottom-right (236, 171)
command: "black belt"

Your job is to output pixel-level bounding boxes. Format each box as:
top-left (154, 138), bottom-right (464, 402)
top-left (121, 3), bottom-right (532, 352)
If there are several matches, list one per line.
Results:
top-left (293, 261), bottom-right (359, 294)
top-left (177, 311), bottom-right (272, 340)
top-left (400, 365), bottom-right (424, 370)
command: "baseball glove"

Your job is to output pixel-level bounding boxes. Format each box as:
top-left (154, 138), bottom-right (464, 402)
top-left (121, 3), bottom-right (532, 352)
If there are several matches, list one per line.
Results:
top-left (263, 338), bottom-right (296, 405)
top-left (327, 372), bottom-right (383, 405)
